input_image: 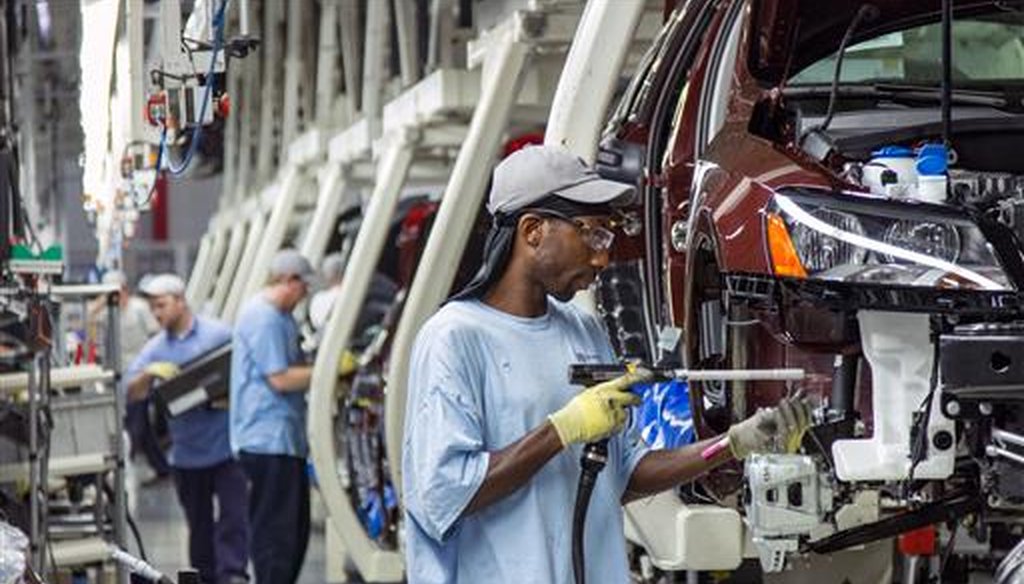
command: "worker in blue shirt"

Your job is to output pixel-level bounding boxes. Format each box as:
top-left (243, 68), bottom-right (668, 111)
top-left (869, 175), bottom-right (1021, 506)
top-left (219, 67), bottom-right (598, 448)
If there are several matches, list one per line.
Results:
top-left (230, 249), bottom-right (315, 584)
top-left (126, 274), bottom-right (248, 584)
top-left (403, 145), bottom-right (812, 583)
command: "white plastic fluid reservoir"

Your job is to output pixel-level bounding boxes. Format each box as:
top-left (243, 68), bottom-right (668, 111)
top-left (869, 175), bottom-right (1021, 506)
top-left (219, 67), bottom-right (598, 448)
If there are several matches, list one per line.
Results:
top-left (915, 143), bottom-right (948, 204)
top-left (862, 146), bottom-right (917, 197)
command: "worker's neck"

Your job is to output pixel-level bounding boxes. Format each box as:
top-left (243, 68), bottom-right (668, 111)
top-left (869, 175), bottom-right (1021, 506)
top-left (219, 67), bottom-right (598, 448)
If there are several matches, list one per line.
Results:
top-left (264, 286), bottom-right (293, 312)
top-left (483, 269), bottom-right (548, 318)
top-left (170, 311), bottom-right (194, 337)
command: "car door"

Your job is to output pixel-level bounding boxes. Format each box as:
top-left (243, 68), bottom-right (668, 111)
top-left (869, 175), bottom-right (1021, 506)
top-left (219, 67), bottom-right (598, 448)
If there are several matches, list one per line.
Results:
top-left (597, 0), bottom-right (729, 366)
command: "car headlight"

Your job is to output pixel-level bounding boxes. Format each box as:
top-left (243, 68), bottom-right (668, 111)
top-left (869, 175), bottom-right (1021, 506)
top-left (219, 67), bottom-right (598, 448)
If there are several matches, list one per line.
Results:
top-left (767, 192), bottom-right (1011, 291)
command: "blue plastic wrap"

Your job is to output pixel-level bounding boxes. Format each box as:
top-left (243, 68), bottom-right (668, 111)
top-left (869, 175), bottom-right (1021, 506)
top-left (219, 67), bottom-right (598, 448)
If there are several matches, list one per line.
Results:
top-left (359, 484), bottom-right (398, 540)
top-left (630, 379), bottom-right (695, 450)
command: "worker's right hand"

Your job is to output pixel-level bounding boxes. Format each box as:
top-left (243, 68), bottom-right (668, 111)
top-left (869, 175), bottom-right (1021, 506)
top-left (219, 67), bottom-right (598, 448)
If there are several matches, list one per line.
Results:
top-left (144, 361), bottom-right (179, 381)
top-left (548, 370), bottom-right (652, 447)
top-left (727, 396), bottom-right (813, 460)
top-left (337, 349), bottom-right (359, 377)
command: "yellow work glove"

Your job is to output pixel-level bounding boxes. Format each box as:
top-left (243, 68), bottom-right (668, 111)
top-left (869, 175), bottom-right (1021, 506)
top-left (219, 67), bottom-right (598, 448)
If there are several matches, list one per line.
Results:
top-left (337, 350), bottom-right (359, 377)
top-left (727, 396), bottom-right (813, 460)
top-left (548, 370), bottom-right (652, 446)
top-left (144, 361), bottom-right (180, 381)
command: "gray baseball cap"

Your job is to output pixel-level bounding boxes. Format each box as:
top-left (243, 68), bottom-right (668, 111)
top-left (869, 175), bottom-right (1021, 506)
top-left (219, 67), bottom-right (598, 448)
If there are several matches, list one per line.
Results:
top-left (269, 249), bottom-right (317, 285)
top-left (321, 252), bottom-right (346, 283)
top-left (487, 145), bottom-right (634, 215)
top-left (139, 273), bottom-right (186, 297)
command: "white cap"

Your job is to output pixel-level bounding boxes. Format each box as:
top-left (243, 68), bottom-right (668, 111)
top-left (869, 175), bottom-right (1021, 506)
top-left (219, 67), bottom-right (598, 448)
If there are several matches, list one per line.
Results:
top-left (139, 273), bottom-right (186, 297)
top-left (102, 270), bottom-right (127, 287)
top-left (487, 145), bottom-right (634, 215)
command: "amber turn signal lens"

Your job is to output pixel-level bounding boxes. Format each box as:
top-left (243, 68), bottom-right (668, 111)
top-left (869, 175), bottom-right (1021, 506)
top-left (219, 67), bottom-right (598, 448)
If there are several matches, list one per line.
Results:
top-left (767, 213), bottom-right (808, 279)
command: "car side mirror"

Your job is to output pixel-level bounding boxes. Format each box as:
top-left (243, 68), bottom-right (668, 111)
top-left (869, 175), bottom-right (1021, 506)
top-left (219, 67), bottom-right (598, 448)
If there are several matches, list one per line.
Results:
top-left (595, 137), bottom-right (645, 205)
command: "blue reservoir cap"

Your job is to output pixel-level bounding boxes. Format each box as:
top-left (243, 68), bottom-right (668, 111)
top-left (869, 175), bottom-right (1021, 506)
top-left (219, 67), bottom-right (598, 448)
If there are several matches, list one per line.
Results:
top-left (871, 145), bottom-right (915, 158)
top-left (916, 143), bottom-right (948, 176)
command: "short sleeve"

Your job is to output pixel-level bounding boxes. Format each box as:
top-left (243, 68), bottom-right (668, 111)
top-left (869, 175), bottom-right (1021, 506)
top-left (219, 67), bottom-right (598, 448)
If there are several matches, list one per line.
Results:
top-left (612, 425), bottom-right (650, 497)
top-left (403, 328), bottom-right (489, 544)
top-left (243, 315), bottom-right (291, 377)
top-left (207, 319), bottom-right (233, 347)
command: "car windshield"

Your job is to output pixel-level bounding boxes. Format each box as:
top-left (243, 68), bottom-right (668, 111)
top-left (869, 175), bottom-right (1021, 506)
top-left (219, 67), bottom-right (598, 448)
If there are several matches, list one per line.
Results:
top-left (790, 10), bottom-right (1024, 89)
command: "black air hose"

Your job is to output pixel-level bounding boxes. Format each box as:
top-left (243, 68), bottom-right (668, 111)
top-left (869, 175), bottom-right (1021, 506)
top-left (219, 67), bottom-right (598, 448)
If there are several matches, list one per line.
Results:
top-left (572, 439), bottom-right (609, 584)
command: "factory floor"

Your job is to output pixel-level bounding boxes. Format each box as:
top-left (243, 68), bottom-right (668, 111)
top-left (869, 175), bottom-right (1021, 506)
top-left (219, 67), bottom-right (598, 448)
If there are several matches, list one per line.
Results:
top-left (128, 465), bottom-right (329, 583)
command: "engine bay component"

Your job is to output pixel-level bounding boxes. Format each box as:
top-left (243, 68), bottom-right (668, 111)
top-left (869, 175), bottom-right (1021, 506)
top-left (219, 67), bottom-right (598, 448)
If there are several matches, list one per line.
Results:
top-left (806, 492), bottom-right (979, 555)
top-left (745, 454), bottom-right (833, 573)
top-left (833, 311), bottom-right (955, 481)
top-left (940, 323), bottom-right (1024, 418)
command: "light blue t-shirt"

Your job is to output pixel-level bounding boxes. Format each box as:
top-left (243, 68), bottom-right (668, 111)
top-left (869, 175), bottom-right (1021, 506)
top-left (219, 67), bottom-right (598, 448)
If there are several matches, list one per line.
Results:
top-left (230, 295), bottom-right (307, 458)
top-left (402, 299), bottom-right (649, 584)
top-left (125, 315), bottom-right (233, 469)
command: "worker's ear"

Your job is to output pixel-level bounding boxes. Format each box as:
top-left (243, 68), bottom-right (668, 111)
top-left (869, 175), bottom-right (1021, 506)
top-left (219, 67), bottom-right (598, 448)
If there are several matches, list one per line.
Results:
top-left (518, 214), bottom-right (545, 248)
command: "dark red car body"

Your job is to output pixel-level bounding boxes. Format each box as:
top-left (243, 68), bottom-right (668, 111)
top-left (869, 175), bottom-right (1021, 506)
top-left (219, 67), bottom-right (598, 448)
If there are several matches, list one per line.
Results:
top-left (597, 0), bottom-right (1024, 444)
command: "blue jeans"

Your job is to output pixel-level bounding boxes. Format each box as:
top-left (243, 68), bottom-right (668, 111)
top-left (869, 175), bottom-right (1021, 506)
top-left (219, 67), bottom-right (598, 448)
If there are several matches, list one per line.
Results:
top-left (172, 460), bottom-right (250, 583)
top-left (238, 452), bottom-right (310, 584)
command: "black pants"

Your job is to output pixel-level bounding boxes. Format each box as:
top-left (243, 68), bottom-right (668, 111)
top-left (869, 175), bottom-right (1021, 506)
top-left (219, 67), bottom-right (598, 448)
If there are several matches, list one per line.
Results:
top-left (172, 460), bottom-right (250, 584)
top-left (238, 452), bottom-right (310, 584)
top-left (127, 399), bottom-right (170, 476)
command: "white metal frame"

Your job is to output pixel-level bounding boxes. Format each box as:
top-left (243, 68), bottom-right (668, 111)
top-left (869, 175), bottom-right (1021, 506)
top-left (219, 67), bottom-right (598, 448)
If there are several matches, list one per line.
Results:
top-left (207, 216), bottom-right (249, 316)
top-left (177, 2), bottom-right (676, 580)
top-left (221, 206), bottom-right (267, 322)
top-left (382, 25), bottom-right (531, 495)
top-left (309, 130), bottom-right (416, 582)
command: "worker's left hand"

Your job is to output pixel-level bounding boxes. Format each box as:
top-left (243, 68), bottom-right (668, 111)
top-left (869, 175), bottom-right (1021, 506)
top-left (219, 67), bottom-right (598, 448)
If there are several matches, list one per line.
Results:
top-left (548, 369), bottom-right (653, 446)
top-left (727, 396), bottom-right (813, 459)
top-left (145, 361), bottom-right (180, 381)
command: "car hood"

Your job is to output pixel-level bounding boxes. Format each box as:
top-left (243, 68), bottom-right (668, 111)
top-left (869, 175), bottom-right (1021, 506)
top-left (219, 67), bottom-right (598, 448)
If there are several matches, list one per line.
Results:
top-left (751, 0), bottom-right (1009, 85)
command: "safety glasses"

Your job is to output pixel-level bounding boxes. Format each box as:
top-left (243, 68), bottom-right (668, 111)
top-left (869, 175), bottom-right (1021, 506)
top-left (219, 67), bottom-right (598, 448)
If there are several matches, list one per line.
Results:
top-left (527, 208), bottom-right (616, 252)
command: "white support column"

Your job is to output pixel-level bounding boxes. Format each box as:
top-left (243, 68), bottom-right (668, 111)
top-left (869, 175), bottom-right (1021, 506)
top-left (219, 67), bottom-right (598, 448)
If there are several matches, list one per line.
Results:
top-left (256, 0), bottom-right (281, 184)
top-left (125, 0), bottom-right (145, 144)
top-left (222, 61), bottom-right (240, 199)
top-left (362, 0), bottom-right (389, 141)
top-left (191, 227), bottom-right (229, 311)
top-left (241, 164), bottom-right (304, 303)
top-left (185, 231), bottom-right (215, 305)
top-left (221, 211), bottom-right (266, 322)
top-left (544, 0), bottom-right (646, 162)
top-left (316, 0), bottom-right (340, 126)
top-left (281, 0), bottom-right (303, 155)
top-left (308, 132), bottom-right (415, 583)
top-left (383, 30), bottom-right (531, 493)
top-left (209, 220), bottom-right (248, 316)
top-left (339, 0), bottom-right (363, 121)
top-left (233, 45), bottom-right (260, 205)
top-left (299, 163), bottom-right (348, 270)
top-left (426, 0), bottom-right (455, 72)
top-left (393, 0), bottom-right (420, 87)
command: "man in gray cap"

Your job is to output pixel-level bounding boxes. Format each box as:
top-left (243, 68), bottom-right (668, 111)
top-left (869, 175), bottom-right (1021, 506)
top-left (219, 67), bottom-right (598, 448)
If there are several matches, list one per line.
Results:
top-left (308, 252), bottom-right (345, 331)
top-left (229, 249), bottom-right (315, 584)
top-left (402, 145), bottom-right (812, 583)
